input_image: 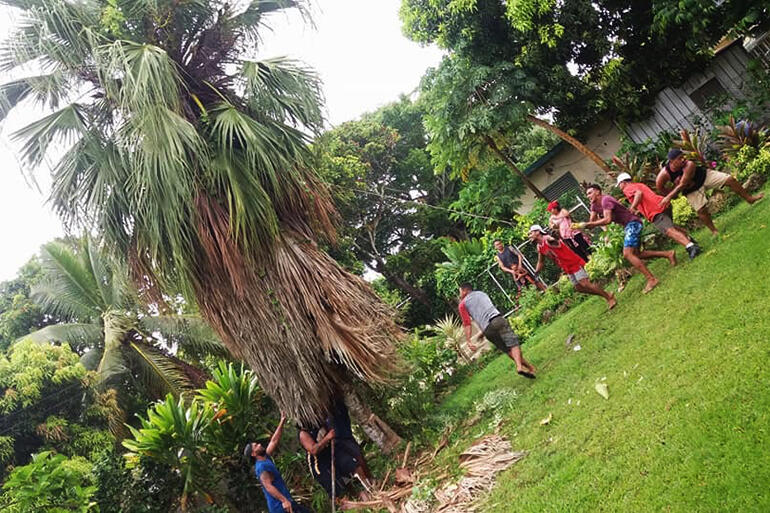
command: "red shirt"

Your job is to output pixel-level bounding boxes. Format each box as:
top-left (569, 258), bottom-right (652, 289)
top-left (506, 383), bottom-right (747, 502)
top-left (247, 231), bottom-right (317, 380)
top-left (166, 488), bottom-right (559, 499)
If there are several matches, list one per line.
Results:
top-left (620, 182), bottom-right (665, 221)
top-left (538, 238), bottom-right (585, 274)
top-left (458, 300), bottom-right (471, 327)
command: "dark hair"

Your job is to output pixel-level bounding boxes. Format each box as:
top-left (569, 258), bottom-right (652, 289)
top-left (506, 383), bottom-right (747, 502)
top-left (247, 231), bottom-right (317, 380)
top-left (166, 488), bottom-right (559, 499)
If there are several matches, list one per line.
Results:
top-left (493, 239), bottom-right (502, 244)
top-left (585, 183), bottom-right (601, 193)
top-left (459, 282), bottom-right (473, 291)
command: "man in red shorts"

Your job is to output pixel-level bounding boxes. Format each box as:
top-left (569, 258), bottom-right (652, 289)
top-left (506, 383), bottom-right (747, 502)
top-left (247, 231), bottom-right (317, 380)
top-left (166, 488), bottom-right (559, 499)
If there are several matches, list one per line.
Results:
top-left (616, 172), bottom-right (701, 260)
top-left (528, 225), bottom-right (617, 310)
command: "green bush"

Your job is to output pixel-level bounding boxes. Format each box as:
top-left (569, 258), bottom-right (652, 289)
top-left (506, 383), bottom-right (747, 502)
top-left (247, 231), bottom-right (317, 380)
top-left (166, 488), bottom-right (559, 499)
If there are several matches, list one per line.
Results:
top-left (373, 330), bottom-right (459, 438)
top-left (671, 196), bottom-right (697, 227)
top-left (0, 451), bottom-right (97, 513)
top-left (584, 225), bottom-right (626, 280)
top-left (727, 145), bottom-right (770, 180)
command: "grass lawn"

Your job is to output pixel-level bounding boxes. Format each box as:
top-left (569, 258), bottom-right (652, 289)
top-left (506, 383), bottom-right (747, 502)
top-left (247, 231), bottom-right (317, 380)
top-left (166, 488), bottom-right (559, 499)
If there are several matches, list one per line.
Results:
top-left (433, 192), bottom-right (770, 512)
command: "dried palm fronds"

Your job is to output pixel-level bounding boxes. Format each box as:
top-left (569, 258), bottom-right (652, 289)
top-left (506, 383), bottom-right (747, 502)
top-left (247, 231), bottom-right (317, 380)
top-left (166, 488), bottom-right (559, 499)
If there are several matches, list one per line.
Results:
top-left (433, 435), bottom-right (526, 513)
top-left (192, 195), bottom-right (402, 425)
top-left (342, 435), bottom-right (524, 513)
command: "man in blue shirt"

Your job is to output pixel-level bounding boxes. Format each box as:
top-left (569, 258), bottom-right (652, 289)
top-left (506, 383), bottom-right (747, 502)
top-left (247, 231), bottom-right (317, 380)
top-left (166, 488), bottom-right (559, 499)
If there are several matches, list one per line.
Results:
top-left (244, 414), bottom-right (313, 513)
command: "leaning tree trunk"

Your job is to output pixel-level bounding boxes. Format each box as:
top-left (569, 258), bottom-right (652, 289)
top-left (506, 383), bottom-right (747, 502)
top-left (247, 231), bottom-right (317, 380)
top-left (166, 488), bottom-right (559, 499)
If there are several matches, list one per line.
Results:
top-left (526, 115), bottom-right (613, 176)
top-left (343, 387), bottom-right (403, 454)
top-left (484, 135), bottom-right (546, 199)
top-left (191, 196), bottom-right (402, 427)
top-left (374, 260), bottom-right (433, 309)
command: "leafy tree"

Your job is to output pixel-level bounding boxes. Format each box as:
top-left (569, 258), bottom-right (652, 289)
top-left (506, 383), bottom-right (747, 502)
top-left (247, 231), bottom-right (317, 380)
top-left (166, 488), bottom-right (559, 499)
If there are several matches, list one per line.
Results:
top-left (0, 340), bottom-right (117, 476)
top-left (1, 0), bottom-right (400, 429)
top-left (0, 451), bottom-right (97, 513)
top-left (315, 96), bottom-right (464, 326)
top-left (420, 54), bottom-right (549, 197)
top-left (26, 238), bottom-right (222, 409)
top-left (0, 258), bottom-right (50, 351)
top-left (402, 0), bottom-right (770, 124)
top-left (449, 126), bottom-right (558, 234)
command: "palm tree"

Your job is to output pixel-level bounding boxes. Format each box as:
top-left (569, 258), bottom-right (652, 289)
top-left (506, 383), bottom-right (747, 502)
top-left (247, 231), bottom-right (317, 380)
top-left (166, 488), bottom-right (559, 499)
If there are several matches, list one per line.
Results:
top-left (26, 238), bottom-right (224, 405)
top-left (1, 0), bottom-right (400, 427)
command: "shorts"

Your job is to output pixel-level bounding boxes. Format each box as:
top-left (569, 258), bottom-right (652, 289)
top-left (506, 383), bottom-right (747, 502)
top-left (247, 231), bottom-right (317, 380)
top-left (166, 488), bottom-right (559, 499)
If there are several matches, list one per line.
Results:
top-left (651, 212), bottom-right (675, 232)
top-left (567, 267), bottom-right (589, 285)
top-left (685, 170), bottom-right (731, 211)
top-left (483, 316), bottom-right (520, 353)
top-left (623, 220), bottom-right (643, 249)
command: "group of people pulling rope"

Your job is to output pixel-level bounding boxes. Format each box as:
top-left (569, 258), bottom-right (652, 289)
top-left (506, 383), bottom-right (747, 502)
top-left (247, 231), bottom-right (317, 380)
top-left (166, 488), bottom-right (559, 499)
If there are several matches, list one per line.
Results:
top-left (244, 150), bottom-right (764, 511)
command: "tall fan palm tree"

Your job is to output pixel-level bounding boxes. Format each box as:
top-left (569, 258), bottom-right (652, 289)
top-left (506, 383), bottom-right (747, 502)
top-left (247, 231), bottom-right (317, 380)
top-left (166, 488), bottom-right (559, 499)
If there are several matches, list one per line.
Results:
top-left (26, 238), bottom-right (224, 402)
top-left (0, 0), bottom-right (400, 425)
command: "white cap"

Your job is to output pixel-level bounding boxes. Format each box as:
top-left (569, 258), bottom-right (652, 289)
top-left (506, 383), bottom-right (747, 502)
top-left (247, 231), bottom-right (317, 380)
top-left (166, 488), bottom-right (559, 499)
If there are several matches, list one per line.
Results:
top-left (529, 224), bottom-right (547, 234)
top-left (616, 172), bottom-right (632, 186)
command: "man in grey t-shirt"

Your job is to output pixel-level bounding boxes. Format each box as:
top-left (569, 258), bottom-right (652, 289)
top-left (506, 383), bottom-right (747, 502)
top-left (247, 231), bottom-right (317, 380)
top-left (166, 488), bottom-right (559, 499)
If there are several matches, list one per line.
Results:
top-left (458, 283), bottom-right (536, 379)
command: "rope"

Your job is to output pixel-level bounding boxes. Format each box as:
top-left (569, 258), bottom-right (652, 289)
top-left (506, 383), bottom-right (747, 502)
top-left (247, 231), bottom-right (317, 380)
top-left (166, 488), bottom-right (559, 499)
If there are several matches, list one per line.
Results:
top-left (327, 183), bottom-right (517, 227)
top-left (330, 438), bottom-right (336, 513)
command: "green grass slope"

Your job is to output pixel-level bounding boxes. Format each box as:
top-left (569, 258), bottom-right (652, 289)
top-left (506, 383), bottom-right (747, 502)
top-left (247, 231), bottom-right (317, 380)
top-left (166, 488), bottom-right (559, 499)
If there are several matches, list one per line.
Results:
top-left (437, 194), bottom-right (770, 512)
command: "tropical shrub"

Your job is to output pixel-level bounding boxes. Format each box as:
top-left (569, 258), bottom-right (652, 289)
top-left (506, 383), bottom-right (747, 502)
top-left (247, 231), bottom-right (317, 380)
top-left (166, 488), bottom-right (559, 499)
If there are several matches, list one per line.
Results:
top-left (122, 363), bottom-right (273, 510)
top-left (716, 116), bottom-right (768, 159)
top-left (671, 196), bottom-right (698, 227)
top-left (726, 146), bottom-right (770, 180)
top-left (584, 225), bottom-right (626, 280)
top-left (508, 279), bottom-right (581, 339)
top-left (374, 330), bottom-right (459, 438)
top-left (0, 451), bottom-right (97, 513)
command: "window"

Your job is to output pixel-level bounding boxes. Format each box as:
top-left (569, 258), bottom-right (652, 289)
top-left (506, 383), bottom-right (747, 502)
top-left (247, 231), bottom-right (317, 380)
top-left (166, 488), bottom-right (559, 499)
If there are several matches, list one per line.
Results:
top-left (543, 172), bottom-right (580, 201)
top-left (688, 77), bottom-right (728, 110)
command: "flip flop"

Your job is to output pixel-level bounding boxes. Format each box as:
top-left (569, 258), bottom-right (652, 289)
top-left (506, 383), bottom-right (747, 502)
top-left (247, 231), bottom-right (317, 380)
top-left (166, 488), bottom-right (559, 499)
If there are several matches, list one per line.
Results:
top-left (517, 370), bottom-right (536, 379)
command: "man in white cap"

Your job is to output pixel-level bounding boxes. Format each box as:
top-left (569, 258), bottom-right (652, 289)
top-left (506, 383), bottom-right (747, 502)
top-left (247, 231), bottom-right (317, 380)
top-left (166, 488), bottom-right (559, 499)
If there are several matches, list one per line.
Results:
top-left (616, 172), bottom-right (701, 260)
top-left (528, 225), bottom-right (617, 310)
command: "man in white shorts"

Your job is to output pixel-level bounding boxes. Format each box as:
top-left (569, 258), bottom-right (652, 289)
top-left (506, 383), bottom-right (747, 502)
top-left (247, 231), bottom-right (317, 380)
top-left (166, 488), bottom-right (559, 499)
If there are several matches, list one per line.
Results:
top-left (656, 149), bottom-right (764, 235)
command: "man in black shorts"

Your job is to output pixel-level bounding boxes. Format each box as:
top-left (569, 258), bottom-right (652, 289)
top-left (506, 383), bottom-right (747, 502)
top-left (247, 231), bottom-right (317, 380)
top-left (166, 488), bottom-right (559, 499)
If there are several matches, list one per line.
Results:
top-left (493, 239), bottom-right (546, 298)
top-left (458, 283), bottom-right (536, 379)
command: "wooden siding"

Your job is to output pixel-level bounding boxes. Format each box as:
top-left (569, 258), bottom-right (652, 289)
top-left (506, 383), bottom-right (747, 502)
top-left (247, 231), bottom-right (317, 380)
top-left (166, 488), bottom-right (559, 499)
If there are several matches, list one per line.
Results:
top-left (625, 43), bottom-right (749, 143)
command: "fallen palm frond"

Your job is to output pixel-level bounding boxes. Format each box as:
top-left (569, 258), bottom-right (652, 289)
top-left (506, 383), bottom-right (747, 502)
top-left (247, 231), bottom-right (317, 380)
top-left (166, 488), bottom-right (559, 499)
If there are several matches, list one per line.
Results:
top-left (341, 434), bottom-right (524, 513)
top-left (434, 435), bottom-right (526, 513)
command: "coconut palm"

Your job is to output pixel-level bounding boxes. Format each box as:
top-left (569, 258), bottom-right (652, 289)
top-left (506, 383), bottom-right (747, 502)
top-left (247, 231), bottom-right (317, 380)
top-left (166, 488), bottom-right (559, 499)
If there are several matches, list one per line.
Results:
top-left (26, 238), bottom-right (224, 403)
top-left (0, 0), bottom-right (400, 426)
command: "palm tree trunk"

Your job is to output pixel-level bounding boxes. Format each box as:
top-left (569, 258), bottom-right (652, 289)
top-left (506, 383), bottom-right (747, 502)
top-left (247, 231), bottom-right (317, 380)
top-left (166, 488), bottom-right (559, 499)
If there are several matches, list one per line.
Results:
top-left (484, 135), bottom-right (546, 199)
top-left (343, 387), bottom-right (403, 454)
top-left (192, 196), bottom-right (402, 426)
top-left (526, 115), bottom-right (613, 176)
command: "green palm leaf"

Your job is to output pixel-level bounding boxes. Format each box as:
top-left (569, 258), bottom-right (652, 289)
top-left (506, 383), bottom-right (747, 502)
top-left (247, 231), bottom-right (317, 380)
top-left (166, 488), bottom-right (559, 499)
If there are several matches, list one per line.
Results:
top-left (138, 315), bottom-right (229, 359)
top-left (24, 322), bottom-right (103, 348)
top-left (126, 341), bottom-right (205, 399)
top-left (32, 241), bottom-right (104, 320)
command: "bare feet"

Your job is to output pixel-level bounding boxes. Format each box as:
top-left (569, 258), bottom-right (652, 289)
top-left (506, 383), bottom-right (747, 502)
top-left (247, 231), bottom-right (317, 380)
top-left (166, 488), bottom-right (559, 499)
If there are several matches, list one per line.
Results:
top-left (643, 278), bottom-right (659, 294)
top-left (607, 294), bottom-right (617, 310)
top-left (667, 251), bottom-right (677, 266)
top-left (749, 192), bottom-right (765, 204)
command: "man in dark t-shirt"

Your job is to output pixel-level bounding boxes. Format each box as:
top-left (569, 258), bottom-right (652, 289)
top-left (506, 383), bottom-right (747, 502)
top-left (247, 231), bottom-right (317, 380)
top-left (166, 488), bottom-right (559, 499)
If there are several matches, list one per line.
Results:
top-left (579, 183), bottom-right (675, 294)
top-left (493, 239), bottom-right (546, 298)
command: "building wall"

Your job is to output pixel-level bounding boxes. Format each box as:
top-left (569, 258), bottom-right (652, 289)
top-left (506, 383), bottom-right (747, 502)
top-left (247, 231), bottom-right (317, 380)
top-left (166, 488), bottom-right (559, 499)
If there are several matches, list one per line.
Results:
top-left (518, 120), bottom-right (622, 212)
top-left (625, 42), bottom-right (749, 143)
